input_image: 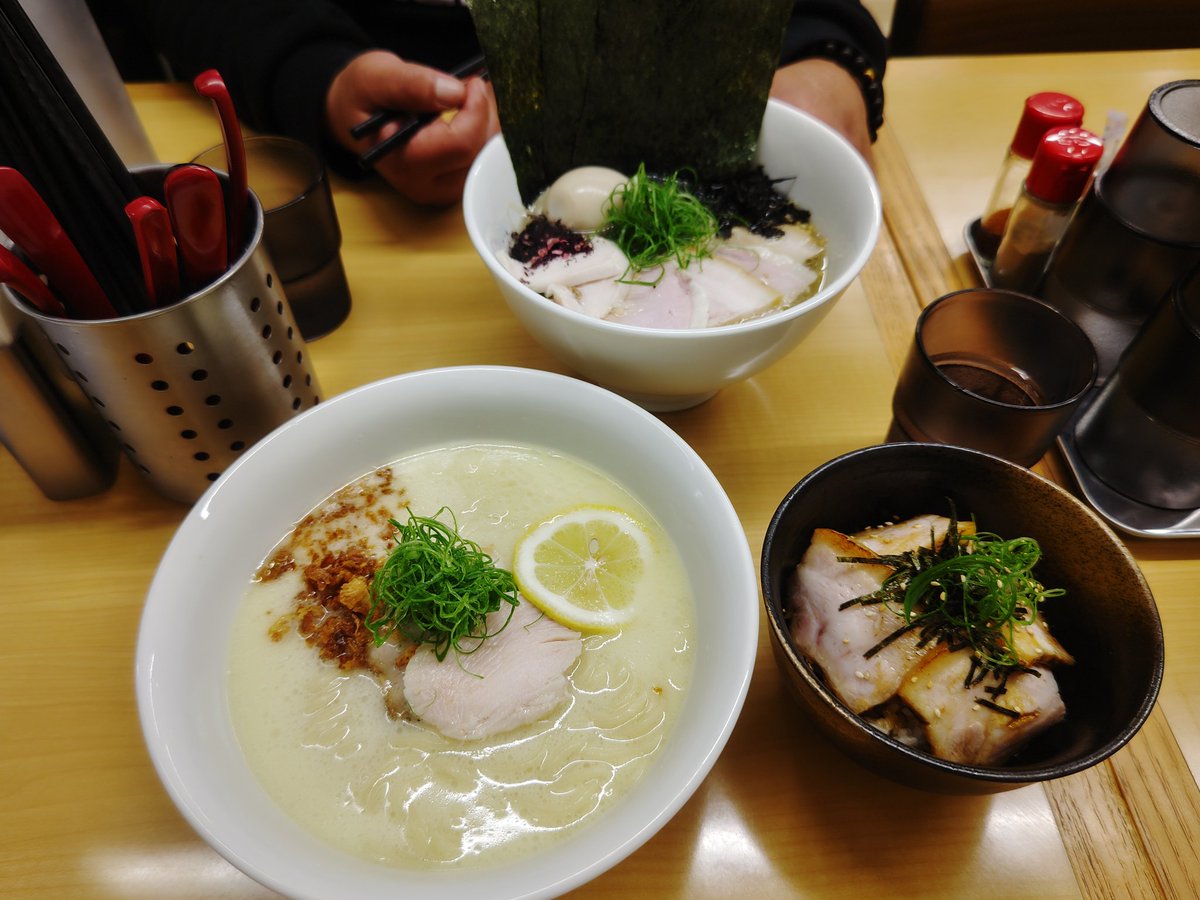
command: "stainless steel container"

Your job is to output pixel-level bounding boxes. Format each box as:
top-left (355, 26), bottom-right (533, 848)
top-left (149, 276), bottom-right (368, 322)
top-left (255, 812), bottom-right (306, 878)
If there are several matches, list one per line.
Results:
top-left (11, 172), bottom-right (323, 504)
top-left (0, 292), bottom-right (119, 500)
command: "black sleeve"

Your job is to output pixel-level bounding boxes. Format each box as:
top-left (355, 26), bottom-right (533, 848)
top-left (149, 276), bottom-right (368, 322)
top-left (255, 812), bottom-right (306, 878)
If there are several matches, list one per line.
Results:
top-left (127, 0), bottom-right (373, 161)
top-left (781, 0), bottom-right (888, 75)
top-left (779, 0), bottom-right (888, 139)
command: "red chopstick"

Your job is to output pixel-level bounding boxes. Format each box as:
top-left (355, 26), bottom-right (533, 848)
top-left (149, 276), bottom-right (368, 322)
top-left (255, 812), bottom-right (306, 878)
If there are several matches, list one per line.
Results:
top-left (164, 165), bottom-right (228, 289)
top-left (125, 196), bottom-right (181, 308)
top-left (0, 243), bottom-right (66, 316)
top-left (0, 166), bottom-right (117, 319)
top-left (193, 69), bottom-right (248, 259)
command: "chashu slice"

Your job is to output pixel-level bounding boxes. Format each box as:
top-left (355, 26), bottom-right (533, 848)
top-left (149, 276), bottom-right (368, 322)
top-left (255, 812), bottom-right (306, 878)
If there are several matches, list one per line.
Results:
top-left (898, 646), bottom-right (1067, 766)
top-left (789, 528), bottom-right (935, 714)
top-left (403, 599), bottom-right (581, 741)
top-left (853, 513), bottom-right (968, 555)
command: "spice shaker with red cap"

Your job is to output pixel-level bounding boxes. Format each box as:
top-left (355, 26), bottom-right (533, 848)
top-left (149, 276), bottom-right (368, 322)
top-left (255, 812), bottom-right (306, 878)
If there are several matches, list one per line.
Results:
top-left (977, 92), bottom-right (1085, 259)
top-left (991, 126), bottom-right (1104, 295)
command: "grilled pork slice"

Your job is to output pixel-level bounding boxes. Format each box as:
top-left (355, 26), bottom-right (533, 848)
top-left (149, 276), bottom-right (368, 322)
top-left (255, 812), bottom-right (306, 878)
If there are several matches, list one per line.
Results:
top-left (854, 515), bottom-right (1072, 671)
top-left (791, 515), bottom-right (1072, 765)
top-left (852, 513), bottom-right (966, 555)
top-left (789, 528), bottom-right (935, 713)
top-left (898, 647), bottom-right (1067, 766)
top-left (403, 599), bottom-right (582, 741)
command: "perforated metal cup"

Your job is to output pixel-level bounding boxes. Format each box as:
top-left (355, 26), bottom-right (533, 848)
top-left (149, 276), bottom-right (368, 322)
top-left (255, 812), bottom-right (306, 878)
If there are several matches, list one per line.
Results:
top-left (16, 169), bottom-right (323, 504)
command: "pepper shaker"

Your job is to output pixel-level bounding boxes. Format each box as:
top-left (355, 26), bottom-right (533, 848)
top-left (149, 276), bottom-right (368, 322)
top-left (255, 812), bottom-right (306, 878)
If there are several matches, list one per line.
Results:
top-left (991, 127), bottom-right (1103, 296)
top-left (977, 92), bottom-right (1084, 260)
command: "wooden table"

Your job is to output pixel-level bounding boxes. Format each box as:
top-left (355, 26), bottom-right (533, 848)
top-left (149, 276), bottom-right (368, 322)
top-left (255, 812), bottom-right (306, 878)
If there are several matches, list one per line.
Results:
top-left (2, 50), bottom-right (1198, 898)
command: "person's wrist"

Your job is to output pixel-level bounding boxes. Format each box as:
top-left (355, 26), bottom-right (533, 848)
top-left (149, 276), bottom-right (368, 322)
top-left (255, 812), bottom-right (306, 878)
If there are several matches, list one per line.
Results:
top-left (793, 39), bottom-right (884, 142)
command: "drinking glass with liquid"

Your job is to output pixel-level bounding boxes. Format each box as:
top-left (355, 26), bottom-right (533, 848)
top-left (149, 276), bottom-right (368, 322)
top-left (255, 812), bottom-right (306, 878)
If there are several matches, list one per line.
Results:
top-left (889, 289), bottom-right (1097, 467)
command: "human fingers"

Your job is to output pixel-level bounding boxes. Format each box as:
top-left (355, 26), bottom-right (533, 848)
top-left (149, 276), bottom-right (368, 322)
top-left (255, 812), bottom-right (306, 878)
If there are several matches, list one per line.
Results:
top-left (326, 50), bottom-right (467, 153)
top-left (434, 77), bottom-right (500, 167)
top-left (374, 79), bottom-right (495, 193)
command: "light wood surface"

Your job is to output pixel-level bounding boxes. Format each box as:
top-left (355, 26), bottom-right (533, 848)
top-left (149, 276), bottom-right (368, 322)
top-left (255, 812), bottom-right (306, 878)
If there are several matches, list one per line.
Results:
top-left (2, 52), bottom-right (1198, 898)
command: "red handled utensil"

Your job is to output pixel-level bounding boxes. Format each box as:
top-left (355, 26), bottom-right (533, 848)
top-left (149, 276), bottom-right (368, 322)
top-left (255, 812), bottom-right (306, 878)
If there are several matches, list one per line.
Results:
top-left (164, 165), bottom-right (228, 289)
top-left (193, 69), bottom-right (248, 259)
top-left (0, 243), bottom-right (66, 316)
top-left (0, 166), bottom-right (116, 319)
top-left (124, 197), bottom-right (181, 308)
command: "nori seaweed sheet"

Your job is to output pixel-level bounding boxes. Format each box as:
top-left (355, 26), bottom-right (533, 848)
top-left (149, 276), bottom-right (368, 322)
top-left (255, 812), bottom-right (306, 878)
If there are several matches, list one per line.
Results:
top-left (469, 0), bottom-right (793, 204)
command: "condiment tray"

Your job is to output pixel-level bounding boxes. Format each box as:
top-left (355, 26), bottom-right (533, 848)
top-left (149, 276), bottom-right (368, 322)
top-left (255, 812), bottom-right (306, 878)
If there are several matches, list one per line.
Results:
top-left (1056, 410), bottom-right (1200, 540)
top-left (963, 217), bottom-right (1200, 539)
top-left (963, 219), bottom-right (995, 288)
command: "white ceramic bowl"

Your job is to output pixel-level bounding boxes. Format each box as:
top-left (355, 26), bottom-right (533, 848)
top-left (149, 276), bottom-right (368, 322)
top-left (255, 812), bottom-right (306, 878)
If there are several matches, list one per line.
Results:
top-left (464, 99), bottom-right (882, 411)
top-left (136, 366), bottom-right (757, 899)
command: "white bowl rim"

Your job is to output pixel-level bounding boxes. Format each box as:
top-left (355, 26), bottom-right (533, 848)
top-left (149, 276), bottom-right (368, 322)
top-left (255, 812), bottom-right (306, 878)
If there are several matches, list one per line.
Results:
top-left (136, 365), bottom-right (759, 899)
top-left (463, 99), bottom-right (882, 341)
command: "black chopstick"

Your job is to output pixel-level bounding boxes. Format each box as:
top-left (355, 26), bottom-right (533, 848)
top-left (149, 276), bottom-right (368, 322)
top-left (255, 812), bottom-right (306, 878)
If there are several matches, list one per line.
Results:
top-left (0, 0), bottom-right (147, 314)
top-left (352, 54), bottom-right (488, 164)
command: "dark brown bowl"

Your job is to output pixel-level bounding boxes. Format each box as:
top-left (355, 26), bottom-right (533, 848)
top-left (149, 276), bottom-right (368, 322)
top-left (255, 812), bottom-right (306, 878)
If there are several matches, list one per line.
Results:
top-left (761, 442), bottom-right (1164, 794)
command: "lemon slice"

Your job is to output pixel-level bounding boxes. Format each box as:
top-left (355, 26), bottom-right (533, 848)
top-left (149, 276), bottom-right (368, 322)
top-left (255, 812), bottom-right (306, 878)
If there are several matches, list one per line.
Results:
top-left (513, 505), bottom-right (652, 631)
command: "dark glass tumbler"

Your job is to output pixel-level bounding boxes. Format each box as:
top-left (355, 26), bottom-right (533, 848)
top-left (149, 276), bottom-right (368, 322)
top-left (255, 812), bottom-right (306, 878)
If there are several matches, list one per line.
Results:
top-left (195, 136), bottom-right (351, 341)
top-left (890, 289), bottom-right (1097, 467)
top-left (1074, 262), bottom-right (1200, 509)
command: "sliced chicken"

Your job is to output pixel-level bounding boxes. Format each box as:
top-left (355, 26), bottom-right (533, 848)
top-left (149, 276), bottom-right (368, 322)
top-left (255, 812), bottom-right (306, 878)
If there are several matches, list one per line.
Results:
top-left (898, 647), bottom-right (1067, 766)
top-left (1010, 619), bottom-right (1075, 667)
top-left (789, 528), bottom-right (935, 713)
top-left (610, 263), bottom-right (702, 329)
top-left (500, 235), bottom-right (629, 293)
top-left (719, 246), bottom-right (818, 307)
top-left (403, 599), bottom-right (582, 741)
top-left (547, 277), bottom-right (630, 320)
top-left (724, 224), bottom-right (823, 263)
top-left (682, 256), bottom-right (782, 326)
top-left (790, 515), bottom-right (1072, 766)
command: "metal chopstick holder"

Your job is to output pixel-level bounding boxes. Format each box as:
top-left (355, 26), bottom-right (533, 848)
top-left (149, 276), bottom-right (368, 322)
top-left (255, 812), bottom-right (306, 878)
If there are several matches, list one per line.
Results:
top-left (8, 166), bottom-right (325, 505)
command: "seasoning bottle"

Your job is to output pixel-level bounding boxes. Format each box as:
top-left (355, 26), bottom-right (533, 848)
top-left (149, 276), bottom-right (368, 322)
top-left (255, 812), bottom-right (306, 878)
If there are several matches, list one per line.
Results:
top-left (991, 126), bottom-right (1103, 295)
top-left (977, 92), bottom-right (1085, 260)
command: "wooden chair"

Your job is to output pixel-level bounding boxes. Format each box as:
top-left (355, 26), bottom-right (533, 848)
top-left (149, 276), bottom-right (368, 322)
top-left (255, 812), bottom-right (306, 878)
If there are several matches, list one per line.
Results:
top-left (889, 0), bottom-right (1200, 56)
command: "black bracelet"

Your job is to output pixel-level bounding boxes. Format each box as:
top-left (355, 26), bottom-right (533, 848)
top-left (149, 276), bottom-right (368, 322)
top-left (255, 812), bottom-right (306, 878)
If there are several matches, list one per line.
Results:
top-left (795, 39), bottom-right (885, 142)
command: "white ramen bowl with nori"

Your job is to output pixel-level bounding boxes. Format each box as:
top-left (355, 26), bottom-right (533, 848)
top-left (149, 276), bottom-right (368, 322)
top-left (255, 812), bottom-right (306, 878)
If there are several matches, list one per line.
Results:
top-left (464, 100), bottom-right (882, 412)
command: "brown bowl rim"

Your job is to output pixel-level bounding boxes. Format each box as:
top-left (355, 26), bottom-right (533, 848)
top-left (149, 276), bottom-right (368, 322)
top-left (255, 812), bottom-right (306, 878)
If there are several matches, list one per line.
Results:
top-left (760, 442), bottom-right (1165, 786)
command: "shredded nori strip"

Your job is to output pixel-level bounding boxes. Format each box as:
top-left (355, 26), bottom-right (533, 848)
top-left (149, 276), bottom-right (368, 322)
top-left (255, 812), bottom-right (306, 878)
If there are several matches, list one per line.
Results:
top-left (837, 501), bottom-right (1063, 694)
top-left (681, 167), bottom-right (812, 238)
top-left (975, 697), bottom-right (1022, 719)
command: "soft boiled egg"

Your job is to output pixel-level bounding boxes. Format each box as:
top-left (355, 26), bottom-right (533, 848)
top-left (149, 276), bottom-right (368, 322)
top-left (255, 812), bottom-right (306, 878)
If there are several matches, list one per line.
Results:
top-left (533, 166), bottom-right (627, 232)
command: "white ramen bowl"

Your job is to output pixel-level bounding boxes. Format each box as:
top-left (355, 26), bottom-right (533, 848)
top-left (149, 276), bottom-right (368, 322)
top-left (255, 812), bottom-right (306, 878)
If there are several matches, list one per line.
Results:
top-left (136, 366), bottom-right (758, 900)
top-left (463, 99), bottom-right (882, 412)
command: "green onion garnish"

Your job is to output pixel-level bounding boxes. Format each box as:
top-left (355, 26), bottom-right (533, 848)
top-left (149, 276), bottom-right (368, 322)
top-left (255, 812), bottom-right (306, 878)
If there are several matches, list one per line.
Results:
top-left (600, 163), bottom-right (718, 284)
top-left (366, 508), bottom-right (519, 661)
top-left (839, 503), bottom-right (1064, 679)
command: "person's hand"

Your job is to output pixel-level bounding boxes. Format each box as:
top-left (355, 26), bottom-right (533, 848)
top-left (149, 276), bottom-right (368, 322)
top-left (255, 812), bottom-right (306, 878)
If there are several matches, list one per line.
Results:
top-left (770, 58), bottom-right (874, 167)
top-left (326, 50), bottom-right (500, 206)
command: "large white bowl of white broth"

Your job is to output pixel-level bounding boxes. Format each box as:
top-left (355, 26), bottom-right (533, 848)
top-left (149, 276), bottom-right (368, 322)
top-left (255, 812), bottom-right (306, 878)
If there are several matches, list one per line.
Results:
top-left (136, 366), bottom-right (757, 899)
top-left (464, 99), bottom-right (881, 412)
